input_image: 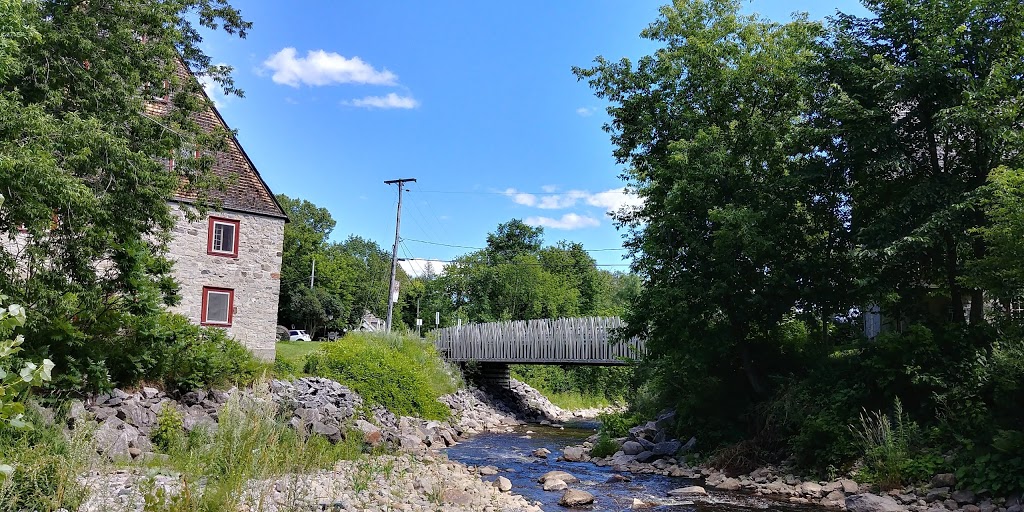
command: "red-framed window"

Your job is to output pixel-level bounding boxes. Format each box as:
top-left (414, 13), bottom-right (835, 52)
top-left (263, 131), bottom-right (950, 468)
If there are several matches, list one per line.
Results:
top-left (201, 287), bottom-right (234, 326)
top-left (207, 216), bottom-right (240, 257)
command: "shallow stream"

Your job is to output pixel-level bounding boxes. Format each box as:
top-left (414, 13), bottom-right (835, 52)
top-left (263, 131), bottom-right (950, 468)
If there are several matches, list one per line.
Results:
top-left (445, 421), bottom-right (822, 512)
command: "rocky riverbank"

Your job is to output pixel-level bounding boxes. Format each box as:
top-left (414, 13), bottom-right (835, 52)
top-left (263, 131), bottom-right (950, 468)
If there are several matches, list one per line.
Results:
top-left (560, 411), bottom-right (1024, 512)
top-left (56, 376), bottom-right (570, 511)
top-left (79, 453), bottom-right (543, 512)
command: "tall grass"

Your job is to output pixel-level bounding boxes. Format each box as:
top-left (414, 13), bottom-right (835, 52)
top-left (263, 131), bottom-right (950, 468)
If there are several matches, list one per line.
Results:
top-left (0, 409), bottom-right (93, 511)
top-left (850, 398), bottom-right (912, 490)
top-left (146, 385), bottom-right (365, 510)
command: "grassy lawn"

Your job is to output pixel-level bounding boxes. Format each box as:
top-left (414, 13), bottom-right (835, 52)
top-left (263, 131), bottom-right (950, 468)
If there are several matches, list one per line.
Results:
top-left (276, 341), bottom-right (324, 373)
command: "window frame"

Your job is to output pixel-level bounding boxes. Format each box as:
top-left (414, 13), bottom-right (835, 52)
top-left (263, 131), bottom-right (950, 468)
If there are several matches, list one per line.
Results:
top-left (201, 286), bottom-right (234, 326)
top-left (207, 216), bottom-right (240, 258)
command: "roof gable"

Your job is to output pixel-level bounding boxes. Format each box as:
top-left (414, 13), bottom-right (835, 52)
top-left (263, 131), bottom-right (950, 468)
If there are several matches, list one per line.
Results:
top-left (148, 63), bottom-right (288, 220)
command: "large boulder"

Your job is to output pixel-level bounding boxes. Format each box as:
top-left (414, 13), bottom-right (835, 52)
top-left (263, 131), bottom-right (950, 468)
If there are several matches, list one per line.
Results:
top-left (652, 440), bottom-right (681, 457)
top-left (668, 486), bottom-right (707, 496)
top-left (494, 476), bottom-right (512, 493)
top-left (539, 470), bottom-right (579, 484)
top-left (562, 446), bottom-right (586, 462)
top-left (543, 479), bottom-right (568, 491)
top-left (621, 441), bottom-right (644, 455)
top-left (845, 493), bottom-right (904, 512)
top-left (560, 489), bottom-right (595, 507)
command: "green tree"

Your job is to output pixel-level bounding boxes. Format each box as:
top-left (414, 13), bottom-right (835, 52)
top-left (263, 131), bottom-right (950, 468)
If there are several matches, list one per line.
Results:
top-left (0, 0), bottom-right (250, 390)
top-left (575, 0), bottom-right (838, 428)
top-left (822, 0), bottom-right (1024, 326)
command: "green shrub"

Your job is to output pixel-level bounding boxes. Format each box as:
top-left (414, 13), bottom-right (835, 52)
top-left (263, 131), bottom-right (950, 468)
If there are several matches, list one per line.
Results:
top-left (0, 409), bottom-right (91, 510)
top-left (304, 333), bottom-right (458, 420)
top-left (0, 294), bottom-right (54, 476)
top-left (597, 410), bottom-right (645, 438)
top-left (151, 406), bottom-right (185, 453)
top-left (957, 430), bottom-right (1024, 495)
top-left (112, 313), bottom-right (266, 393)
top-left (590, 432), bottom-right (619, 458)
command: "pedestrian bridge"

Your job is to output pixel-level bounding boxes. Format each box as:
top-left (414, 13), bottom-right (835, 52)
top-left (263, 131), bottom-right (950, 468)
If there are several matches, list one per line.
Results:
top-left (432, 316), bottom-right (644, 366)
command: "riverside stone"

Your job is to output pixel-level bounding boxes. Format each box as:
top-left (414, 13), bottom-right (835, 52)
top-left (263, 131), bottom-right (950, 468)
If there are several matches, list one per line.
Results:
top-left (539, 470), bottom-right (579, 484)
top-left (668, 486), bottom-right (707, 496)
top-left (846, 493), bottom-right (904, 512)
top-left (932, 474), bottom-right (957, 488)
top-left (560, 489), bottom-right (595, 507)
top-left (495, 476), bottom-right (512, 492)
top-left (543, 479), bottom-right (568, 491)
top-left (621, 441), bottom-right (644, 455)
top-left (562, 446), bottom-right (586, 462)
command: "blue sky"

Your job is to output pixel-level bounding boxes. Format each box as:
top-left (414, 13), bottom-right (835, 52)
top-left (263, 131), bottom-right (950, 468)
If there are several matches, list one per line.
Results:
top-left (201, 1), bottom-right (867, 275)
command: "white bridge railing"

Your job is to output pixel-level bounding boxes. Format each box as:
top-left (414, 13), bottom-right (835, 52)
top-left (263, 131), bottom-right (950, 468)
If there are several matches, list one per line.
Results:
top-left (432, 316), bottom-right (644, 365)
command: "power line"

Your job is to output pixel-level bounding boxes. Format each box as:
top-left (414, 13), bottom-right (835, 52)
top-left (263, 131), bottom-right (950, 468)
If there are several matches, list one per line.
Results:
top-left (402, 237), bottom-right (628, 253)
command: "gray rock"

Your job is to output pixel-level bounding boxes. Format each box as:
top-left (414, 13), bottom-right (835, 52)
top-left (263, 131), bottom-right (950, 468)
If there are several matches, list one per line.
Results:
top-left (841, 479), bottom-right (860, 494)
top-left (560, 489), bottom-right (595, 507)
top-left (679, 436), bottom-right (697, 453)
top-left (931, 474), bottom-right (956, 488)
top-left (478, 466), bottom-right (498, 476)
top-left (635, 450), bottom-right (657, 463)
top-left (562, 446), bottom-right (586, 462)
top-left (668, 486), bottom-right (707, 496)
top-left (543, 479), bottom-right (568, 491)
top-left (312, 422), bottom-right (341, 441)
top-left (142, 387), bottom-right (160, 399)
top-left (927, 487), bottom-right (950, 503)
top-left (538, 470), bottom-right (579, 484)
top-left (846, 493), bottom-right (904, 512)
top-left (494, 476), bottom-right (512, 492)
top-left (801, 481), bottom-right (823, 497)
top-left (533, 447), bottom-right (551, 458)
top-left (652, 440), bottom-right (681, 456)
top-left (953, 490), bottom-right (977, 505)
top-left (716, 478), bottom-right (742, 491)
top-left (621, 441), bottom-right (644, 455)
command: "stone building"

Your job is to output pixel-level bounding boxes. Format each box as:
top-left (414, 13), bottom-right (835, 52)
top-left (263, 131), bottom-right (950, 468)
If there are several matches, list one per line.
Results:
top-left (158, 78), bottom-right (287, 361)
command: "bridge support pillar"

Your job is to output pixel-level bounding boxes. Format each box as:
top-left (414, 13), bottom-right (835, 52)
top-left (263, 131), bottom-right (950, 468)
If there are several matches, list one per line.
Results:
top-left (468, 362), bottom-right (510, 389)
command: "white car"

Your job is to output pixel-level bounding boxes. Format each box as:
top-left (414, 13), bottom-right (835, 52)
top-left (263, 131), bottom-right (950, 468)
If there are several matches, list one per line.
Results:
top-left (288, 330), bottom-right (311, 342)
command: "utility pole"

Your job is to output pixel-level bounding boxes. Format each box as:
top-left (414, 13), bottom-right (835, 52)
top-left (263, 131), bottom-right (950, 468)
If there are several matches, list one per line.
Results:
top-left (384, 178), bottom-right (416, 332)
top-left (309, 257), bottom-right (316, 290)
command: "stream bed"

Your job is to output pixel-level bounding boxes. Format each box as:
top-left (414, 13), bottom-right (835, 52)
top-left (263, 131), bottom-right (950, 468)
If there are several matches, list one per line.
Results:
top-left (445, 422), bottom-right (824, 512)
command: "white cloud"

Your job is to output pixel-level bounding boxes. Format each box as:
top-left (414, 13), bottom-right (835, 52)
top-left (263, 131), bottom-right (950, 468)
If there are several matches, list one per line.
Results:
top-left (503, 188), bottom-right (537, 207)
top-left (525, 213), bottom-right (601, 230)
top-left (263, 47), bottom-right (397, 87)
top-left (576, 106), bottom-right (596, 117)
top-left (399, 259), bottom-right (449, 277)
top-left (586, 188), bottom-right (645, 212)
top-left (504, 187), bottom-right (643, 214)
top-left (345, 93), bottom-right (419, 109)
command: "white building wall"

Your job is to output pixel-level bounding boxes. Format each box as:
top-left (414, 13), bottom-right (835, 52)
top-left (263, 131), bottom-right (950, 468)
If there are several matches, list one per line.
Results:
top-left (165, 203), bottom-right (284, 360)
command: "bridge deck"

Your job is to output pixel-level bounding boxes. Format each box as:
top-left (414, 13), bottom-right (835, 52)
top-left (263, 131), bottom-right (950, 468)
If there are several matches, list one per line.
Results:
top-left (433, 317), bottom-right (643, 365)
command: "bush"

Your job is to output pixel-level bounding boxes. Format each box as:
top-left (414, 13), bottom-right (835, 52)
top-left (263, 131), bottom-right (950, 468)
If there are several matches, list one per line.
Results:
top-left (597, 410), bottom-right (645, 438)
top-left (151, 406), bottom-right (185, 453)
top-left (0, 409), bottom-right (91, 510)
top-left (590, 432), bottom-right (619, 458)
top-left (304, 333), bottom-right (458, 420)
top-left (510, 364), bottom-right (633, 409)
top-left (111, 313), bottom-right (266, 393)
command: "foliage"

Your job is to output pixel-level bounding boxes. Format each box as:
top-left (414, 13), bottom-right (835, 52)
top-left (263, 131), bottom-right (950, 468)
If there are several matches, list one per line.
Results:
top-left (0, 291), bottom-right (53, 477)
top-left (597, 410), bottom-right (646, 439)
top-left (850, 399), bottom-right (914, 490)
top-left (575, 0), bottom-right (1024, 488)
top-left (274, 341), bottom-right (321, 377)
top-left (436, 220), bottom-right (639, 325)
top-left (0, 0), bottom-right (251, 392)
top-left (304, 333), bottom-right (458, 419)
top-left (956, 430), bottom-right (1024, 496)
top-left (151, 406), bottom-right (185, 453)
top-left (511, 364), bottom-right (632, 409)
top-left (112, 313), bottom-right (265, 393)
top-left (275, 194), bottom-right (403, 335)
top-left (143, 388), bottom-right (364, 511)
top-left (0, 409), bottom-right (91, 510)
top-left (590, 432), bottom-right (619, 459)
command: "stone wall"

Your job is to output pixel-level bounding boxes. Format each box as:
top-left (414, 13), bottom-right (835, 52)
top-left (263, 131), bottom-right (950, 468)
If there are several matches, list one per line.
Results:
top-left (165, 203), bottom-right (284, 360)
